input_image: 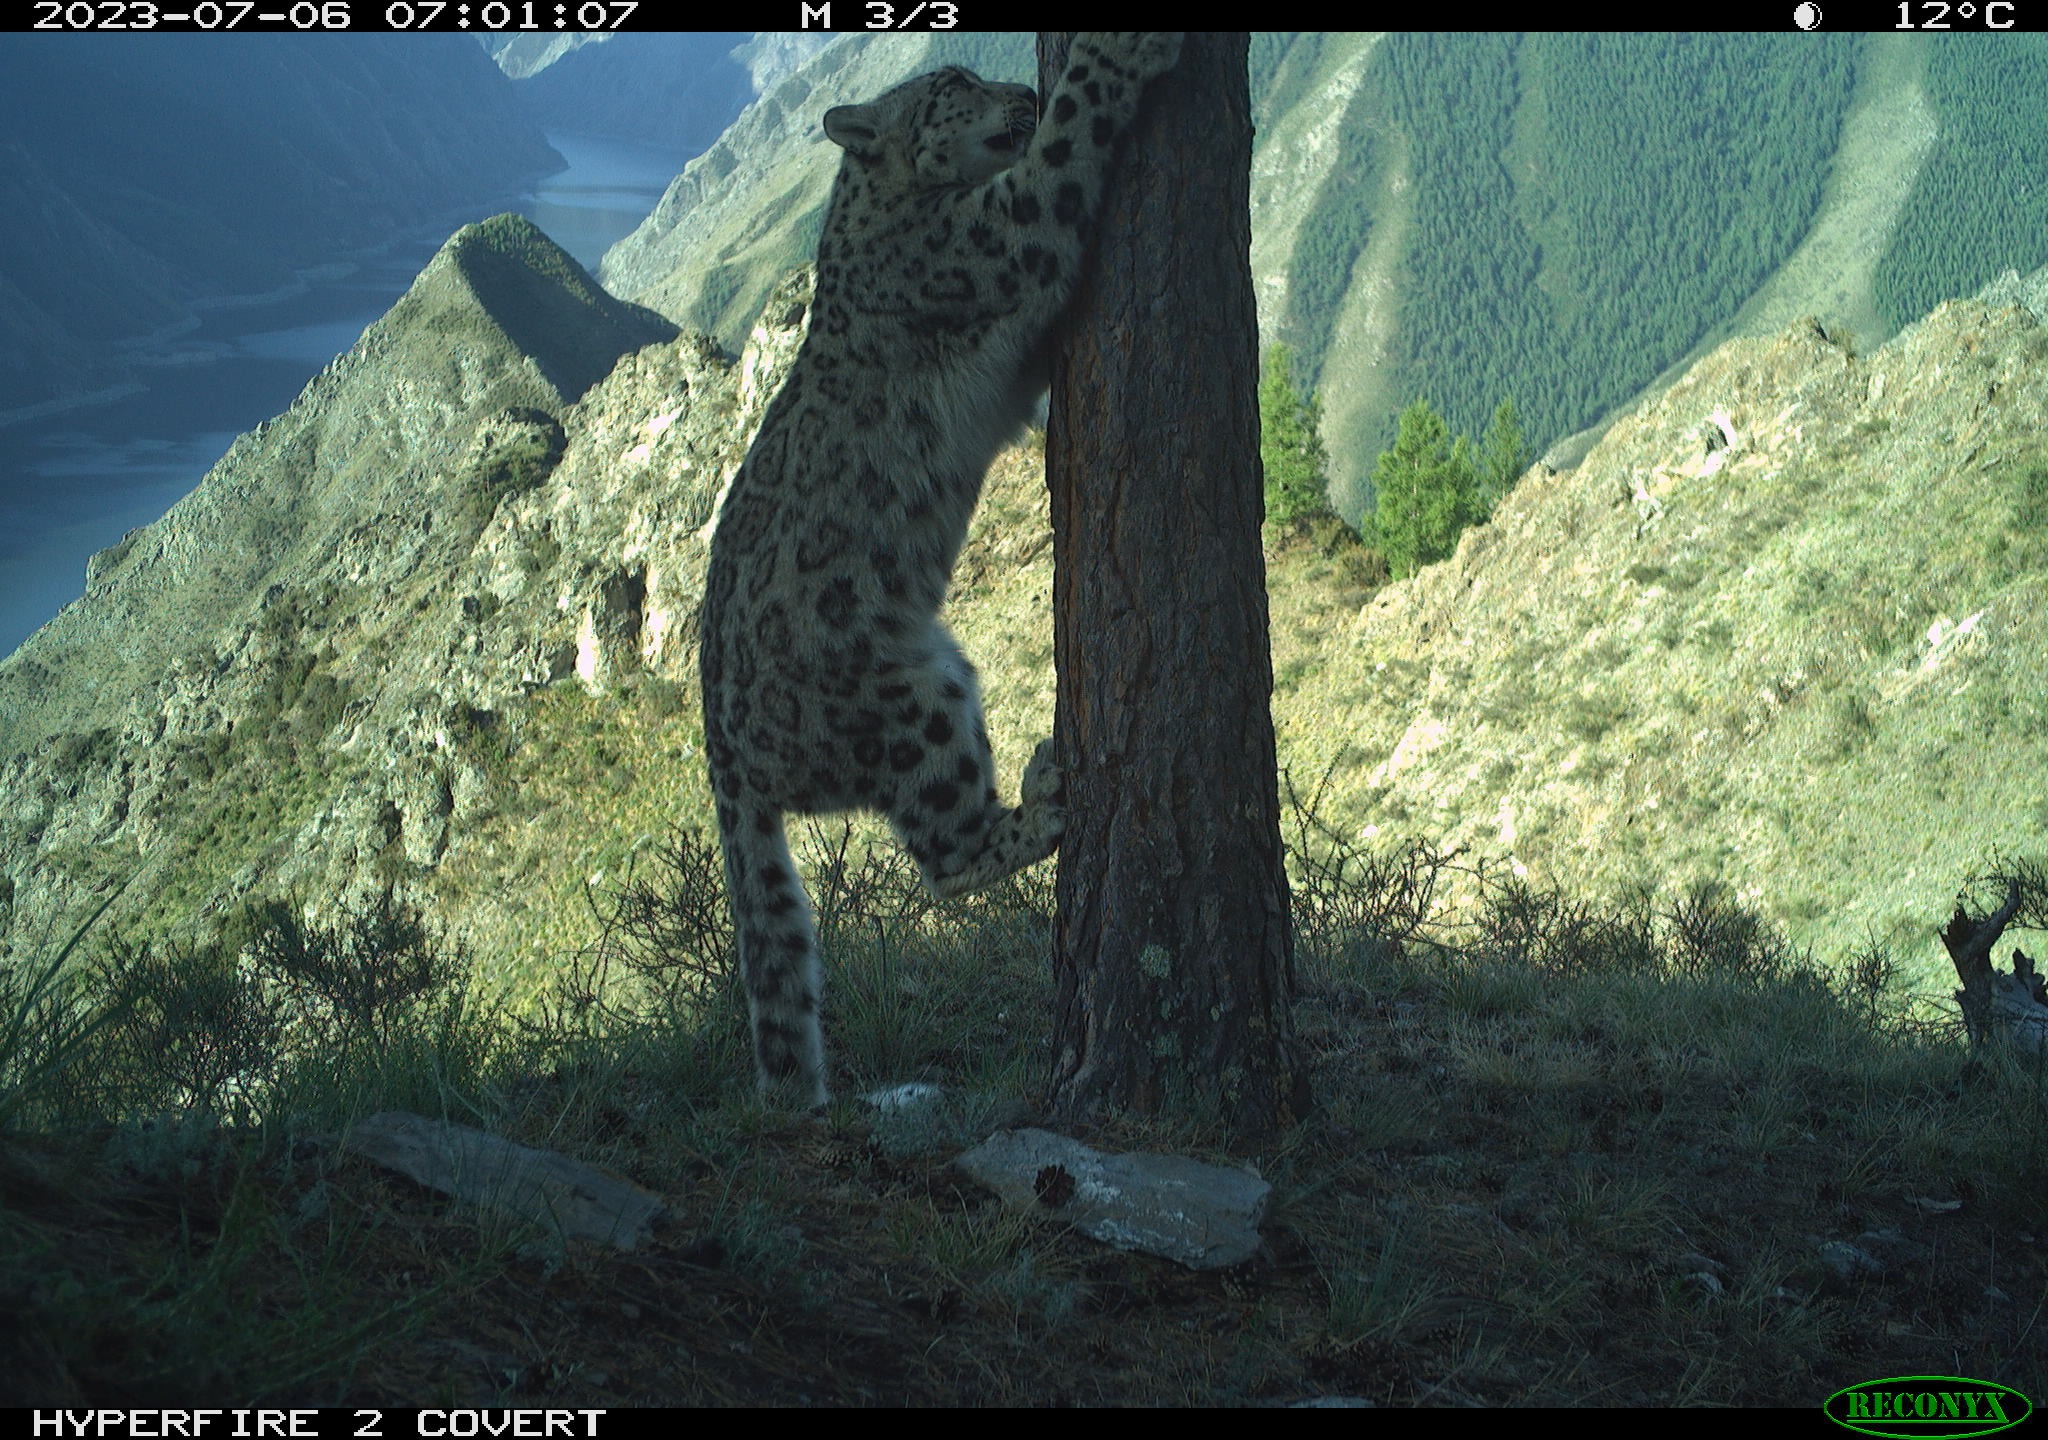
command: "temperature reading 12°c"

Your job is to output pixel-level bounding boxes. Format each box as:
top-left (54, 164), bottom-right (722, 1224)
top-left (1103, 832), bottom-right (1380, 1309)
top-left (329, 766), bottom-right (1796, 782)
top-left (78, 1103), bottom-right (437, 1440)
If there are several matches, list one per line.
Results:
top-left (1895, 0), bottom-right (2017, 26)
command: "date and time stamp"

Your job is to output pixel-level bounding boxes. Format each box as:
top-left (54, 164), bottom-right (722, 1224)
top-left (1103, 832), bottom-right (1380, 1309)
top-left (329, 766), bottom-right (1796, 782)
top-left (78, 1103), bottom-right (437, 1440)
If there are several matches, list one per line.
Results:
top-left (23, 2), bottom-right (2031, 30)
top-left (26, 0), bottom-right (965, 29)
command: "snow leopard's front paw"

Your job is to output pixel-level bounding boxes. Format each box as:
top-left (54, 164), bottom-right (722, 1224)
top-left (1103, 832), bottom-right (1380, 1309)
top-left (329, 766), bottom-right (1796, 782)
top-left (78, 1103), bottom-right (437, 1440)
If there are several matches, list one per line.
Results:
top-left (1082, 32), bottom-right (1184, 84)
top-left (1021, 737), bottom-right (1065, 850)
top-left (1132, 32), bottom-right (1184, 78)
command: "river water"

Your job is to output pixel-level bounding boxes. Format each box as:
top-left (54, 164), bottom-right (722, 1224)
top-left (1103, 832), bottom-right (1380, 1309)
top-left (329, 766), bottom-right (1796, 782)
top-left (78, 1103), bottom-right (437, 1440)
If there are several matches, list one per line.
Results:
top-left (0, 130), bottom-right (688, 660)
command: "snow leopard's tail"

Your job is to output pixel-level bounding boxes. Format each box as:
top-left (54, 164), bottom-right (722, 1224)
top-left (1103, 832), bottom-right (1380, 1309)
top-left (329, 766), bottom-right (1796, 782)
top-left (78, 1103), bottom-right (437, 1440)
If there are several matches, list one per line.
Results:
top-left (719, 805), bottom-right (828, 1107)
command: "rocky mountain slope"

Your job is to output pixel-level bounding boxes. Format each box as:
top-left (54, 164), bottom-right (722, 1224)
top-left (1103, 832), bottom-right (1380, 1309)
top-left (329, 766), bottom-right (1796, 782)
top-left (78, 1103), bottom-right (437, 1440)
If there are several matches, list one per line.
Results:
top-left (0, 216), bottom-right (760, 977)
top-left (0, 35), bottom-right (563, 417)
top-left (0, 214), bottom-right (674, 758)
top-left (1274, 266), bottom-right (2048, 983)
top-left (2, 219), bottom-right (2041, 1001)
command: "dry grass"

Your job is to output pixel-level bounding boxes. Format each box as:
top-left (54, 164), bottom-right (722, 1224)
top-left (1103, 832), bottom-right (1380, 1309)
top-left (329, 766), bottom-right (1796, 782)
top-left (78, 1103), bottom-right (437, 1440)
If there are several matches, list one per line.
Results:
top-left (6, 812), bottom-right (2046, 1407)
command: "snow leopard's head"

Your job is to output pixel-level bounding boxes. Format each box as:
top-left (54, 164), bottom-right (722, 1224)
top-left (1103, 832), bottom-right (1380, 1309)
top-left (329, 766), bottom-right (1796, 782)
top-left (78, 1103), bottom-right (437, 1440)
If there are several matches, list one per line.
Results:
top-left (823, 66), bottom-right (1037, 191)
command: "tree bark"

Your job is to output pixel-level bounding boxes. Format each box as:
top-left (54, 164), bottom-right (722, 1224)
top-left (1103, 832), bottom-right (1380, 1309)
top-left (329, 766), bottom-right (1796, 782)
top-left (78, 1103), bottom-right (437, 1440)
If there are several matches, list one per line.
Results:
top-left (1942, 871), bottom-right (2048, 1055)
top-left (1040, 32), bottom-right (1308, 1134)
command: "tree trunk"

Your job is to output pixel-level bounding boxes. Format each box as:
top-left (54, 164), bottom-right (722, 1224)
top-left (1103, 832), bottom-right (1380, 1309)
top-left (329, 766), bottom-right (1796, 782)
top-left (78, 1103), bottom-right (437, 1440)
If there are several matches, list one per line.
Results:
top-left (1941, 873), bottom-right (2048, 1056)
top-left (1040, 32), bottom-right (1308, 1134)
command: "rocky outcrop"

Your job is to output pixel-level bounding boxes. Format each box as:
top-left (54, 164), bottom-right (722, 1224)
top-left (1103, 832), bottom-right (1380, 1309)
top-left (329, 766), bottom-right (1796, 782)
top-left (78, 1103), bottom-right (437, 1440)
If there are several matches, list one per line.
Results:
top-left (955, 1127), bottom-right (1272, 1270)
top-left (0, 216), bottom-right (673, 758)
top-left (0, 221), bottom-right (751, 962)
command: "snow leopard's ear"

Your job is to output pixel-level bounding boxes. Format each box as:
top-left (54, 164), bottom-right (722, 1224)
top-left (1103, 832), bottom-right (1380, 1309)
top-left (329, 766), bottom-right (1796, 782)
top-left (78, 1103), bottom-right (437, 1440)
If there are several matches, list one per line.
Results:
top-left (822, 104), bottom-right (882, 156)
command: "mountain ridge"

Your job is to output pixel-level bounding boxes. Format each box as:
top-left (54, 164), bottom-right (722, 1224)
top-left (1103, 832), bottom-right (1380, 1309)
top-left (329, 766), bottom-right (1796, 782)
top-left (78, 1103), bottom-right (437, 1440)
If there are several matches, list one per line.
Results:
top-left (0, 216), bottom-right (672, 758)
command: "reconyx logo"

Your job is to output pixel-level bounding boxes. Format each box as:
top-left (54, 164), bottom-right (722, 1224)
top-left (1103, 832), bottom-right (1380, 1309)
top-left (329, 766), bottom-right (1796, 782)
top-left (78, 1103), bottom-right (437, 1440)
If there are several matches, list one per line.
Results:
top-left (1826, 1376), bottom-right (2032, 1439)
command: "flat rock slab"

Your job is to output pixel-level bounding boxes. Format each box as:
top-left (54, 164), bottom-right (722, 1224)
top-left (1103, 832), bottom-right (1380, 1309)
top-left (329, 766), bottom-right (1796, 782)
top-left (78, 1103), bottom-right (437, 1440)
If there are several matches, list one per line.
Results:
top-left (954, 1127), bottom-right (1269, 1270)
top-left (339, 1110), bottom-right (665, 1251)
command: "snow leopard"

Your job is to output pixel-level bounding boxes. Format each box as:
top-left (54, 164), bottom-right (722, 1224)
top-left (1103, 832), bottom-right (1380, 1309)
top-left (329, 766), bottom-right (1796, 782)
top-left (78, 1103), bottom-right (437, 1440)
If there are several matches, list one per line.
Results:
top-left (698, 33), bottom-right (1184, 1105)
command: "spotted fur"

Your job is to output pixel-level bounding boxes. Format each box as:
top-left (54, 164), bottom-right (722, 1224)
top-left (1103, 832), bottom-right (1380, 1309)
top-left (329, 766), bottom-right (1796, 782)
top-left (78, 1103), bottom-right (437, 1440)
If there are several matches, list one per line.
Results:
top-left (699, 34), bottom-right (1183, 1105)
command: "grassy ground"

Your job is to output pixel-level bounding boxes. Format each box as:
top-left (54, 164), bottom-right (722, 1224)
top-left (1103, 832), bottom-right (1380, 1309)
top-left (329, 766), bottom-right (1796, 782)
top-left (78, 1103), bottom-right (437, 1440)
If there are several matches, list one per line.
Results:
top-left (4, 806), bottom-right (2044, 1407)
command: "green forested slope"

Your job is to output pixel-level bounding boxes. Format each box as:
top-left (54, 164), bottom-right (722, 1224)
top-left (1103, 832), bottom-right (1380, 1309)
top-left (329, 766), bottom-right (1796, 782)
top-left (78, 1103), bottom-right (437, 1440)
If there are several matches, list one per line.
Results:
top-left (1283, 79), bottom-right (1384, 390)
top-left (1352, 32), bottom-right (1856, 468)
top-left (1873, 34), bottom-right (2048, 332)
top-left (1368, 33), bottom-right (1545, 451)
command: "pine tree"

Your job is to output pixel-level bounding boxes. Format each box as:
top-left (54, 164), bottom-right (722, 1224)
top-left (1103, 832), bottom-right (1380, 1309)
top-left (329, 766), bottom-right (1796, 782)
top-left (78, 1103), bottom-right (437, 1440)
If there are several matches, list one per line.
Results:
top-left (1368, 398), bottom-right (1482, 579)
top-left (1478, 397), bottom-right (1528, 514)
top-left (1044, 32), bottom-right (1305, 1130)
top-left (1258, 343), bottom-right (1334, 528)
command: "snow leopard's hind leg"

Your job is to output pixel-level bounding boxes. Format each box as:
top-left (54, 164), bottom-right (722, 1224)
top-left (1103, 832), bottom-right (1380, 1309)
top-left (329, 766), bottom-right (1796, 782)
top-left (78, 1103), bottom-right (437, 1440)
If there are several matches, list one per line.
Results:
top-left (717, 803), bottom-right (829, 1107)
top-left (881, 632), bottom-right (1064, 903)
